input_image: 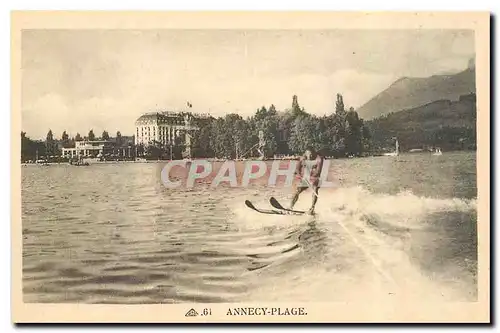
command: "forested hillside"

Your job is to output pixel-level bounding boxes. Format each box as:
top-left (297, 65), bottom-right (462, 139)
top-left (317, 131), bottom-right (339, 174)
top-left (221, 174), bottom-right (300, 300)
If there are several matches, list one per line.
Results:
top-left (366, 93), bottom-right (476, 153)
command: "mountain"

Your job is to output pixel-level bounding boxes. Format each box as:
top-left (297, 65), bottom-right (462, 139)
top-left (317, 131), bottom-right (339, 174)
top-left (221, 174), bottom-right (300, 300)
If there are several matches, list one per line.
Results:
top-left (357, 62), bottom-right (476, 120)
top-left (365, 93), bottom-right (476, 152)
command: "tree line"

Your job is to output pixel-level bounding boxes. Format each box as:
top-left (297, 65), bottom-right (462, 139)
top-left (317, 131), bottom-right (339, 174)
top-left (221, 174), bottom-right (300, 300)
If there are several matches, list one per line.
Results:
top-left (21, 129), bottom-right (126, 162)
top-left (190, 94), bottom-right (371, 159)
top-left (21, 92), bottom-right (477, 162)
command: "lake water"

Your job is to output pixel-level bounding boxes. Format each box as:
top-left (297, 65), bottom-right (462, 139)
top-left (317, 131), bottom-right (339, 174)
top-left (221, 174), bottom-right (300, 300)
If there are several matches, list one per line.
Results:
top-left (22, 151), bottom-right (478, 303)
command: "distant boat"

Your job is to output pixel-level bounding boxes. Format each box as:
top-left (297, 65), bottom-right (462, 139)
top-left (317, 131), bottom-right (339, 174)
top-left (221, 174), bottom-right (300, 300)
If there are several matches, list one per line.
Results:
top-left (384, 138), bottom-right (400, 156)
top-left (69, 156), bottom-right (90, 166)
top-left (34, 149), bottom-right (49, 165)
top-left (433, 147), bottom-right (443, 156)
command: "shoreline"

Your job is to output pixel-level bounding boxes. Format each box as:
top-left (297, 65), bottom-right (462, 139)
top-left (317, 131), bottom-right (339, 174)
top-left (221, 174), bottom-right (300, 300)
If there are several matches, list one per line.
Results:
top-left (20, 149), bottom-right (476, 167)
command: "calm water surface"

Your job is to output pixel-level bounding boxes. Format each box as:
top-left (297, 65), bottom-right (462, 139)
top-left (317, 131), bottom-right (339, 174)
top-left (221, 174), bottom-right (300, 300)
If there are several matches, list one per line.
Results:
top-left (22, 151), bottom-right (477, 303)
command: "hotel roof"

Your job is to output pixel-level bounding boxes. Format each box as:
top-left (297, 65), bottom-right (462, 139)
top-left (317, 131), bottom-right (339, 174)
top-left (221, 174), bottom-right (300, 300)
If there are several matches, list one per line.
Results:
top-left (135, 111), bottom-right (212, 124)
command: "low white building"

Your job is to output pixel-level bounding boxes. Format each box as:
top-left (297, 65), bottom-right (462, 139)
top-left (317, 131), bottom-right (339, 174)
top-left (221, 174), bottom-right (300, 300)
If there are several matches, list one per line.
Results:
top-left (62, 140), bottom-right (114, 158)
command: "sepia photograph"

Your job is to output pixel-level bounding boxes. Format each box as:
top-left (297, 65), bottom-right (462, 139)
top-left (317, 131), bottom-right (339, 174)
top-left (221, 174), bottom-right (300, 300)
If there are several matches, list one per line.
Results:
top-left (11, 11), bottom-right (490, 323)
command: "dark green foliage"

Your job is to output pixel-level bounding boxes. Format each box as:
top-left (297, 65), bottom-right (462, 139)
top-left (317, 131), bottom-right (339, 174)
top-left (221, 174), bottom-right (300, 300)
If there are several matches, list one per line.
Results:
top-left (20, 92), bottom-right (476, 162)
top-left (88, 129), bottom-right (95, 141)
top-left (21, 131), bottom-right (46, 162)
top-left (189, 94), bottom-right (370, 158)
top-left (102, 130), bottom-right (110, 140)
top-left (115, 131), bottom-right (122, 145)
top-left (45, 129), bottom-right (60, 157)
top-left (366, 93), bottom-right (476, 152)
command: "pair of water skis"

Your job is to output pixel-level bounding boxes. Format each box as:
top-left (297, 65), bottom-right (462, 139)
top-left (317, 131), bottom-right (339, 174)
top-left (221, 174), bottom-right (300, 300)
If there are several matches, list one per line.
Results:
top-left (245, 197), bottom-right (313, 216)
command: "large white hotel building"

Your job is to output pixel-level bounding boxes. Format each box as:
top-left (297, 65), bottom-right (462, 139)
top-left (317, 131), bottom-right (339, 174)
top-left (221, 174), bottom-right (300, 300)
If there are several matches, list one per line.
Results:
top-left (134, 110), bottom-right (211, 147)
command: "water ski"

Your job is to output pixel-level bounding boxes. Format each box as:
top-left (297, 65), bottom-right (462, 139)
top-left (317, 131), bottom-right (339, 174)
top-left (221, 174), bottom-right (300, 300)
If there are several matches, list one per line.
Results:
top-left (244, 200), bottom-right (286, 215)
top-left (244, 199), bottom-right (305, 216)
top-left (269, 197), bottom-right (306, 214)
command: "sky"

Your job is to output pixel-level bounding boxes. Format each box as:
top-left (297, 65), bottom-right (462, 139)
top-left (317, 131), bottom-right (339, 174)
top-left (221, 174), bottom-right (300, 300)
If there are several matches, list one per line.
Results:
top-left (21, 29), bottom-right (475, 139)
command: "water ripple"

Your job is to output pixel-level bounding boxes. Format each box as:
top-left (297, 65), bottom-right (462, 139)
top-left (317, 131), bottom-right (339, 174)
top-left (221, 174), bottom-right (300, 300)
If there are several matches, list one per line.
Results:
top-left (22, 156), bottom-right (478, 303)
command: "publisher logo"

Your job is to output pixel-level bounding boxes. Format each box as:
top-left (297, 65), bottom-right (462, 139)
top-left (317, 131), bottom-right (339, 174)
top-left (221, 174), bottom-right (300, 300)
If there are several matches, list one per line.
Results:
top-left (185, 308), bottom-right (199, 317)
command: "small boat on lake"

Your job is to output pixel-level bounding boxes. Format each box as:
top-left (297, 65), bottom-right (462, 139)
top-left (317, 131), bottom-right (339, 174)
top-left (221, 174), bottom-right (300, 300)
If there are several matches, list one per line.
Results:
top-left (433, 147), bottom-right (443, 156)
top-left (384, 138), bottom-right (400, 156)
top-left (69, 156), bottom-right (90, 166)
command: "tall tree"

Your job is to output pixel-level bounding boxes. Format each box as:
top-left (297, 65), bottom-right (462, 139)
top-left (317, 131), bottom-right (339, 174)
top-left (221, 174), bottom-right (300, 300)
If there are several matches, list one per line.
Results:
top-left (292, 95), bottom-right (300, 112)
top-left (88, 129), bottom-right (95, 141)
top-left (291, 95), bottom-right (306, 117)
top-left (75, 133), bottom-right (82, 141)
top-left (136, 143), bottom-right (145, 157)
top-left (254, 106), bottom-right (268, 122)
top-left (46, 129), bottom-right (54, 142)
top-left (61, 131), bottom-right (69, 141)
top-left (332, 94), bottom-right (348, 152)
top-left (145, 141), bottom-right (164, 160)
top-left (268, 104), bottom-right (277, 116)
top-left (116, 131), bottom-right (122, 145)
top-left (345, 108), bottom-right (363, 156)
top-left (46, 129), bottom-right (55, 156)
top-left (61, 130), bottom-right (70, 149)
top-left (288, 115), bottom-right (318, 154)
top-left (254, 109), bottom-right (278, 158)
top-left (275, 111), bottom-right (293, 155)
top-left (102, 130), bottom-right (110, 140)
top-left (232, 116), bottom-right (249, 159)
top-left (209, 117), bottom-right (231, 158)
top-left (362, 123), bottom-right (372, 152)
top-left (335, 93), bottom-right (346, 116)
top-left (223, 113), bottom-right (246, 159)
top-left (192, 123), bottom-right (213, 158)
top-left (21, 132), bottom-right (46, 162)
